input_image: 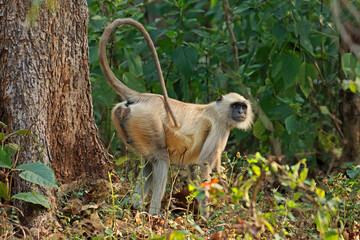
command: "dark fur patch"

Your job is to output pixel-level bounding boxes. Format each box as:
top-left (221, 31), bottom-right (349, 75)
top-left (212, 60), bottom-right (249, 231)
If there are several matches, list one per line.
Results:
top-left (114, 105), bottom-right (132, 144)
top-left (216, 96), bottom-right (223, 103)
top-left (114, 105), bottom-right (130, 120)
top-left (125, 100), bottom-right (135, 107)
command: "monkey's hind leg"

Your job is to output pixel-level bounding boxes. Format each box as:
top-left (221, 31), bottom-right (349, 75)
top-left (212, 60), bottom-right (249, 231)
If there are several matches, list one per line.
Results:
top-left (148, 157), bottom-right (169, 215)
top-left (132, 161), bottom-right (153, 210)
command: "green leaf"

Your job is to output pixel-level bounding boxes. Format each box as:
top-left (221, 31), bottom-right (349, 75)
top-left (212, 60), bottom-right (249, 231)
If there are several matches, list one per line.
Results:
top-left (0, 147), bottom-right (12, 169)
top-left (2, 144), bottom-right (20, 159)
top-left (0, 133), bottom-right (5, 141)
top-left (281, 53), bottom-right (301, 88)
top-left (264, 220), bottom-right (274, 233)
top-left (0, 121), bottom-right (6, 128)
top-left (6, 143), bottom-right (20, 152)
top-left (296, 18), bottom-right (314, 55)
top-left (123, 72), bottom-right (146, 93)
top-left (356, 64), bottom-right (360, 75)
top-left (188, 8), bottom-right (205, 13)
top-left (15, 162), bottom-right (58, 188)
top-left (114, 156), bottom-right (129, 166)
top-left (12, 192), bottom-right (51, 209)
top-left (297, 18), bottom-right (311, 36)
top-left (158, 37), bottom-right (175, 51)
top-left (191, 29), bottom-right (209, 38)
top-left (253, 120), bottom-right (266, 140)
top-left (285, 114), bottom-right (296, 134)
top-left (194, 191), bottom-right (205, 200)
top-left (172, 46), bottom-right (198, 77)
top-left (89, 46), bottom-right (98, 65)
top-left (349, 81), bottom-right (357, 93)
top-left (180, 77), bottom-right (190, 102)
top-left (320, 106), bottom-right (329, 115)
top-left (271, 162), bottom-right (278, 172)
top-left (1, 129), bottom-right (32, 142)
top-left (166, 30), bottom-right (178, 38)
top-left (124, 49), bottom-right (143, 76)
top-left (324, 230), bottom-right (338, 240)
top-left (315, 210), bottom-right (330, 234)
top-left (274, 121), bottom-right (285, 137)
top-left (233, 4), bottom-right (252, 14)
top-left (170, 231), bottom-right (186, 240)
top-left (104, 229), bottom-right (114, 236)
top-left (273, 22), bottom-right (287, 47)
top-left (346, 169), bottom-right (359, 178)
top-left (271, 56), bottom-right (282, 79)
top-left (318, 132), bottom-right (332, 151)
top-left (0, 181), bottom-right (9, 199)
top-left (342, 53), bottom-right (357, 78)
top-left (297, 63), bottom-right (316, 97)
top-left (9, 129), bottom-right (32, 137)
top-left (300, 37), bottom-right (314, 55)
top-left (188, 184), bottom-right (196, 192)
top-left (252, 165), bottom-right (261, 176)
top-left (299, 168), bottom-right (308, 182)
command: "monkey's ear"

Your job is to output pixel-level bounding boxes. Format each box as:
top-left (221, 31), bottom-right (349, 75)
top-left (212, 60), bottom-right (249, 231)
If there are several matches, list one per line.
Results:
top-left (216, 96), bottom-right (223, 103)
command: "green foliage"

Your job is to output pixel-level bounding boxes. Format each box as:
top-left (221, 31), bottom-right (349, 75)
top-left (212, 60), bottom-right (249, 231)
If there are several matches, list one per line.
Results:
top-left (12, 192), bottom-right (51, 209)
top-left (84, 0), bottom-right (360, 238)
top-left (88, 0), bottom-right (358, 169)
top-left (14, 162), bottom-right (59, 189)
top-left (0, 146), bottom-right (12, 169)
top-left (341, 53), bottom-right (360, 94)
top-left (220, 154), bottom-right (344, 238)
top-left (0, 122), bottom-right (58, 209)
top-left (324, 165), bottom-right (360, 227)
top-left (0, 182), bottom-right (8, 200)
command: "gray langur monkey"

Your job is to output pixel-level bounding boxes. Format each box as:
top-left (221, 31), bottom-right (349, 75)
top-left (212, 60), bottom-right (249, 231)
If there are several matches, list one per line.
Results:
top-left (98, 18), bottom-right (254, 217)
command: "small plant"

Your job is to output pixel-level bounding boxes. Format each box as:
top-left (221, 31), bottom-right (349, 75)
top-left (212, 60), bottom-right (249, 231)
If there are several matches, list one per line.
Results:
top-left (341, 53), bottom-right (360, 94)
top-left (0, 121), bottom-right (58, 209)
top-left (186, 153), bottom-right (344, 238)
top-left (324, 164), bottom-right (360, 232)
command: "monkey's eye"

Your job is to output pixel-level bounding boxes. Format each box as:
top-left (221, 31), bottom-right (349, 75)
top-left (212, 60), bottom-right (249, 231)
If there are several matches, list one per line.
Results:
top-left (232, 102), bottom-right (247, 109)
top-left (216, 96), bottom-right (223, 102)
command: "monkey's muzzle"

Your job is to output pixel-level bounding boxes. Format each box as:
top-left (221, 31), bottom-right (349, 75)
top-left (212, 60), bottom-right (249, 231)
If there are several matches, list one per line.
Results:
top-left (233, 115), bottom-right (246, 122)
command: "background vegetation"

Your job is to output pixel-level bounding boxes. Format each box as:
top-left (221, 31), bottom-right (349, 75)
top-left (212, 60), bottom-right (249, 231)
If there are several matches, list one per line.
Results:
top-left (86, 0), bottom-right (360, 238)
top-left (88, 0), bottom-right (358, 167)
top-left (1, 0), bottom-right (359, 239)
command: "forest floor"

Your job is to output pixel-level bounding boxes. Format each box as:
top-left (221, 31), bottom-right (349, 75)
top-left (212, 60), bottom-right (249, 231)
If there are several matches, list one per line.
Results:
top-left (1, 156), bottom-right (360, 239)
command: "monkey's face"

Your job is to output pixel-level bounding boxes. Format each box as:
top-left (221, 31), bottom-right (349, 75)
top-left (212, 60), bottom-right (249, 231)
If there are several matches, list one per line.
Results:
top-left (230, 102), bottom-right (248, 122)
top-left (216, 93), bottom-right (254, 130)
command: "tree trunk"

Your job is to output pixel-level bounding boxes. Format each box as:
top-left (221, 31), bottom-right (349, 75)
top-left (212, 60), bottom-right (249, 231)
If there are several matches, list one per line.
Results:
top-left (339, 48), bottom-right (360, 163)
top-left (339, 90), bottom-right (360, 162)
top-left (0, 0), bottom-right (111, 229)
top-left (339, 29), bottom-right (360, 163)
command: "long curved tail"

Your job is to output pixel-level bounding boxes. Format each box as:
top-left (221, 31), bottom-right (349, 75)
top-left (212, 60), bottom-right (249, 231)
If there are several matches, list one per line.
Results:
top-left (98, 18), bottom-right (178, 127)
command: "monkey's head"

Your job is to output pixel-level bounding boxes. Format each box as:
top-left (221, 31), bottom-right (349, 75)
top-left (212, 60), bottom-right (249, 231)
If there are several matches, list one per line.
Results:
top-left (215, 93), bottom-right (254, 130)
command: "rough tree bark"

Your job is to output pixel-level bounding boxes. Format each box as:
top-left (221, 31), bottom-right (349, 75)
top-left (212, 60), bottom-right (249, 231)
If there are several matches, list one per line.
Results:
top-left (330, 0), bottom-right (360, 163)
top-left (338, 22), bottom-right (360, 163)
top-left (0, 0), bottom-right (111, 229)
top-left (339, 38), bottom-right (360, 163)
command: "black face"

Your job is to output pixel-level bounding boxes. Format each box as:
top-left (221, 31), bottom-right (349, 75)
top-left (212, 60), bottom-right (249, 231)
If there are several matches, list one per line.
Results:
top-left (231, 102), bottom-right (247, 122)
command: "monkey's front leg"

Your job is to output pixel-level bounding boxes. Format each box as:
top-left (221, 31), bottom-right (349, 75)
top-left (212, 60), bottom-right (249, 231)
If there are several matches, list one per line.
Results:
top-left (198, 162), bottom-right (212, 218)
top-left (148, 158), bottom-right (169, 215)
top-left (196, 133), bottom-right (225, 218)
